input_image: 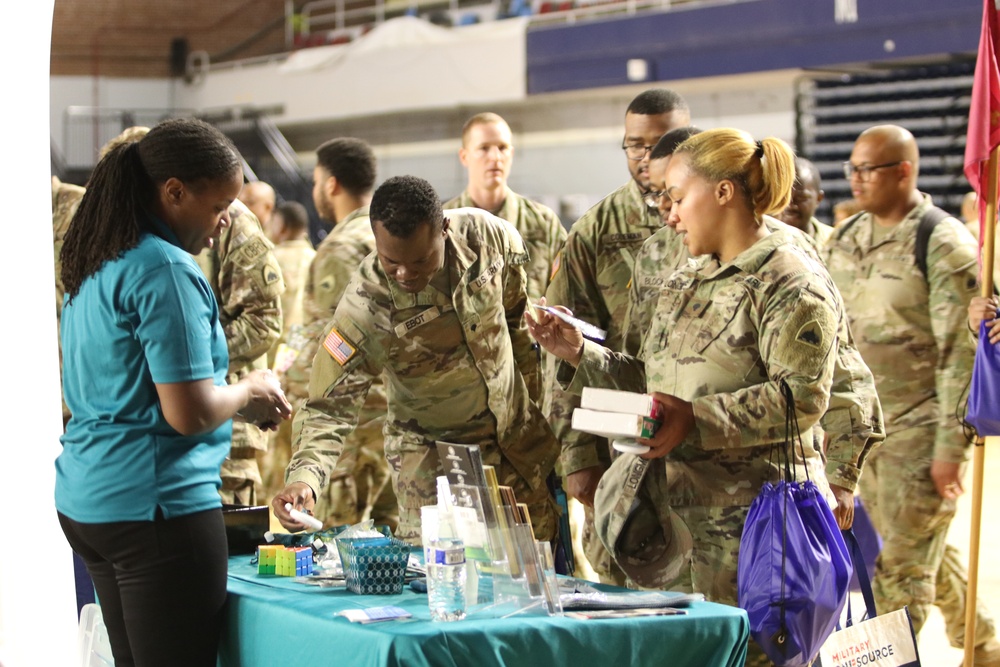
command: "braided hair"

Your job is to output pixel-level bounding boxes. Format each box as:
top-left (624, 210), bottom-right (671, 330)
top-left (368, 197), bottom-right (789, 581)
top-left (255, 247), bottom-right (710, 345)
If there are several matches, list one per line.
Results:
top-left (60, 117), bottom-right (241, 301)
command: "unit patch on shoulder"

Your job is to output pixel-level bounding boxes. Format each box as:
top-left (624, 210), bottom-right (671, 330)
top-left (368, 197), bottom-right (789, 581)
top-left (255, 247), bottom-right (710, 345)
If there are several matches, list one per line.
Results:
top-left (264, 264), bottom-right (281, 286)
top-left (323, 328), bottom-right (357, 365)
top-left (795, 320), bottom-right (824, 348)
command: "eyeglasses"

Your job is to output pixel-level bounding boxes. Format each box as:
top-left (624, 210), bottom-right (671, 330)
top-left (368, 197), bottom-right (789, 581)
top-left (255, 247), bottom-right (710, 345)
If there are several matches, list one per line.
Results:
top-left (622, 142), bottom-right (656, 161)
top-left (643, 190), bottom-right (668, 208)
top-left (843, 161), bottom-right (903, 181)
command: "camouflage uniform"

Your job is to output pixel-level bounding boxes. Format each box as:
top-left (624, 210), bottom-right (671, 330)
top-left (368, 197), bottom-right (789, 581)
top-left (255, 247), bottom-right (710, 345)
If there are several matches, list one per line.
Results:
top-left (444, 187), bottom-right (567, 413)
top-left (194, 199), bottom-right (284, 506)
top-left (283, 207), bottom-right (396, 530)
top-left (267, 238), bottom-right (315, 367)
top-left (52, 177), bottom-right (86, 426)
top-left (443, 187), bottom-right (566, 307)
top-left (823, 194), bottom-right (997, 650)
top-left (286, 208), bottom-right (560, 544)
top-left (544, 179), bottom-right (661, 584)
top-left (580, 228), bottom-right (842, 666)
top-left (626, 218), bottom-right (884, 497)
top-left (805, 216), bottom-right (834, 248)
top-left (259, 238), bottom-right (316, 501)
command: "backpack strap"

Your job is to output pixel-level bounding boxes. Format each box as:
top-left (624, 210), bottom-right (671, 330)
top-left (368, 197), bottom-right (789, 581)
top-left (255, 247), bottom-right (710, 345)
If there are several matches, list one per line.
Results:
top-left (834, 206), bottom-right (952, 284)
top-left (831, 211), bottom-right (864, 242)
top-left (914, 206), bottom-right (950, 281)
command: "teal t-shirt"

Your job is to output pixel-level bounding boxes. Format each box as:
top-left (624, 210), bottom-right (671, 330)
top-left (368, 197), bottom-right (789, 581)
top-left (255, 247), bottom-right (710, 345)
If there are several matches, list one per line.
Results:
top-left (56, 217), bottom-right (231, 522)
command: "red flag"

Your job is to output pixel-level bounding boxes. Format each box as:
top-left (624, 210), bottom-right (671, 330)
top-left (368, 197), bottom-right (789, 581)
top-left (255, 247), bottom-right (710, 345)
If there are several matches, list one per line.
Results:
top-left (965, 0), bottom-right (1000, 243)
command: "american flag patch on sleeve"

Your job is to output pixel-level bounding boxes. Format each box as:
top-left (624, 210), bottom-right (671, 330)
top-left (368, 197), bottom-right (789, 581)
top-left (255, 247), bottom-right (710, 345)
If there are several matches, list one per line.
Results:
top-left (323, 328), bottom-right (356, 365)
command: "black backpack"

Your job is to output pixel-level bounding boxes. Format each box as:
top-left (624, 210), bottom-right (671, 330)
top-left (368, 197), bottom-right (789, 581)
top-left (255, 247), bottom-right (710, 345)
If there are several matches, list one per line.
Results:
top-left (833, 206), bottom-right (950, 281)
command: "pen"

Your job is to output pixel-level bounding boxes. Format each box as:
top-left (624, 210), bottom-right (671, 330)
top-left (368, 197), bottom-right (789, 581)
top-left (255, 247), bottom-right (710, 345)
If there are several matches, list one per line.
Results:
top-left (532, 304), bottom-right (608, 341)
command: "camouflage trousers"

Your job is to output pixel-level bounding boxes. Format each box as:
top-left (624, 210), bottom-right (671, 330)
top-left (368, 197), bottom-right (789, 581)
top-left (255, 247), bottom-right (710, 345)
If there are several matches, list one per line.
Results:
top-left (220, 420), bottom-right (268, 505)
top-left (312, 421), bottom-right (398, 531)
top-left (258, 418), bottom-right (294, 504)
top-left (580, 503), bottom-right (628, 585)
top-left (860, 430), bottom-right (997, 650)
top-left (621, 502), bottom-right (776, 666)
top-left (220, 453), bottom-right (262, 506)
top-left (386, 438), bottom-right (559, 546)
top-left (568, 437), bottom-right (627, 584)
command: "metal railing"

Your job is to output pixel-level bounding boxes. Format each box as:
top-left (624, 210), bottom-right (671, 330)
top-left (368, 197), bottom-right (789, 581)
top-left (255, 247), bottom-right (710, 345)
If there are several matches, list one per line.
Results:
top-left (62, 107), bottom-right (188, 170)
top-left (59, 106), bottom-right (305, 193)
top-left (287, 0), bottom-right (721, 47)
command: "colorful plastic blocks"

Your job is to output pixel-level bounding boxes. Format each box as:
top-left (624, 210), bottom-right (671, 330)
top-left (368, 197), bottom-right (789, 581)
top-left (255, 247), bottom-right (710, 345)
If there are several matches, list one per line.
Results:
top-left (257, 545), bottom-right (314, 576)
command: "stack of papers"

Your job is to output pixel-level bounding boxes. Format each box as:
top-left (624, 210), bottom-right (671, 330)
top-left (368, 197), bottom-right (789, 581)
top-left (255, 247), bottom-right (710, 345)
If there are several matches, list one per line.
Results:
top-left (335, 606), bottom-right (413, 623)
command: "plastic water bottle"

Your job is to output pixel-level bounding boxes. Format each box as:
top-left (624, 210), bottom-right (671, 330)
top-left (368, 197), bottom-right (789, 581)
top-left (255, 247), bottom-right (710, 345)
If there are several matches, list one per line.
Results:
top-left (426, 537), bottom-right (467, 621)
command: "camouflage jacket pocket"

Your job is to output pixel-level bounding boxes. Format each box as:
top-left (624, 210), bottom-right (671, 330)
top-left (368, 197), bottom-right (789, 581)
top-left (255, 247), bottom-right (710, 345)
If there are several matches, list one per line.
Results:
top-left (691, 289), bottom-right (747, 353)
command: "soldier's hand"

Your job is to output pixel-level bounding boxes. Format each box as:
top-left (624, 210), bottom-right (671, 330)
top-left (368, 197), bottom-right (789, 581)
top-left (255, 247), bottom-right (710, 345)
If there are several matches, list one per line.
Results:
top-left (272, 481), bottom-right (317, 532)
top-left (637, 393), bottom-right (694, 460)
top-left (968, 295), bottom-right (1000, 343)
top-left (829, 484), bottom-right (854, 530)
top-left (930, 459), bottom-right (963, 500)
top-left (566, 466), bottom-right (604, 508)
top-left (525, 297), bottom-right (584, 366)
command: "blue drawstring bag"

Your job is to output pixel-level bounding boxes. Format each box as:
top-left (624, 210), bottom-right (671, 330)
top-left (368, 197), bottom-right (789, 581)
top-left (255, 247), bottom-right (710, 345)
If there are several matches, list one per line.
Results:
top-left (848, 496), bottom-right (882, 593)
top-left (966, 323), bottom-right (1000, 437)
top-left (737, 380), bottom-right (853, 667)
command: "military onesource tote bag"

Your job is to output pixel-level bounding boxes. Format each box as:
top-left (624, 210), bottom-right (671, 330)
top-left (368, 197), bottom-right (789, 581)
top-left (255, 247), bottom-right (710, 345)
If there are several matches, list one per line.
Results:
top-left (817, 530), bottom-right (921, 667)
top-left (737, 380), bottom-right (853, 667)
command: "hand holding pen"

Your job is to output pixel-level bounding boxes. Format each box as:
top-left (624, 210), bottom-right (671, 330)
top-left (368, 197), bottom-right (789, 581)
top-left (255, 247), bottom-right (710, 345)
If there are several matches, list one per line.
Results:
top-left (524, 297), bottom-right (586, 367)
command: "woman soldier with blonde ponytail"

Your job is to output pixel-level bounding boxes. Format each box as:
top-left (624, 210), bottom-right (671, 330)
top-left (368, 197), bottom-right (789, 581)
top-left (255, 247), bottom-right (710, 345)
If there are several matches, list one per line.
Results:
top-left (527, 127), bottom-right (845, 667)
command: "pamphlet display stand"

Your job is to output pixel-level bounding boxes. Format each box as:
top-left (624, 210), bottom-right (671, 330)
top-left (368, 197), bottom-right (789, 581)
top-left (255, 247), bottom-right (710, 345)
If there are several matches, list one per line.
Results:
top-left (436, 442), bottom-right (562, 619)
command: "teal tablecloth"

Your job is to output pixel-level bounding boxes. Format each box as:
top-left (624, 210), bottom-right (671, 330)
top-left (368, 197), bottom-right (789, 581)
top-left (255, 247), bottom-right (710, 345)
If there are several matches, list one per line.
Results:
top-left (220, 555), bottom-right (748, 667)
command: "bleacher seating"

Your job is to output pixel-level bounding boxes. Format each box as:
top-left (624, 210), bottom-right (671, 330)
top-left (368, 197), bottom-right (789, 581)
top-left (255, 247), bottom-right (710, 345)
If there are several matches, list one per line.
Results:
top-left (797, 59), bottom-right (975, 221)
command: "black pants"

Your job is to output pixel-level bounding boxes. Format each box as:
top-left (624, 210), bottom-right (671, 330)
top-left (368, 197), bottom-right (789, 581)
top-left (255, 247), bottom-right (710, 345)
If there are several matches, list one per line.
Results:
top-left (59, 508), bottom-right (228, 667)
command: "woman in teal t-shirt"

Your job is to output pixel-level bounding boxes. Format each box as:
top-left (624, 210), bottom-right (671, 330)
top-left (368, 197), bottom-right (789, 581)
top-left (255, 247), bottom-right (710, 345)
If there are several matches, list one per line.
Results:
top-left (57, 118), bottom-right (292, 667)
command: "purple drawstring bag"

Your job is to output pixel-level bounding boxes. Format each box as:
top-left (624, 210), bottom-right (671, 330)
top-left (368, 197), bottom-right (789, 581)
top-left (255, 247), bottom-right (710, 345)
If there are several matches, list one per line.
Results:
top-left (965, 322), bottom-right (1000, 437)
top-left (848, 496), bottom-right (882, 593)
top-left (737, 380), bottom-right (853, 666)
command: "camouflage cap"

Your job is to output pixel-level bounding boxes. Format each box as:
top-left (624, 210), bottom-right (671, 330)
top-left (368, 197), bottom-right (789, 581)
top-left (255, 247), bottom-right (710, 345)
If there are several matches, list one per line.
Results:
top-left (593, 453), bottom-right (693, 589)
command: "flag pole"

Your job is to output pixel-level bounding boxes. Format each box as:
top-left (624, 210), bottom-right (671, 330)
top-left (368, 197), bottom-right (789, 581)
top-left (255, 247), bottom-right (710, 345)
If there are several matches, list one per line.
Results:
top-left (965, 144), bottom-right (999, 667)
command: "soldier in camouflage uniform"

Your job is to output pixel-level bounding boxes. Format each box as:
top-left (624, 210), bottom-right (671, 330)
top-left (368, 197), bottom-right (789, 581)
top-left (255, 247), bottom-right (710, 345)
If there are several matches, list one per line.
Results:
top-left (273, 176), bottom-right (560, 545)
top-left (194, 198), bottom-right (284, 506)
top-left (444, 112), bottom-right (567, 413)
top-left (280, 138), bottom-right (396, 530)
top-left (240, 180), bottom-right (276, 228)
top-left (531, 129), bottom-right (843, 666)
top-left (823, 125), bottom-right (1000, 665)
top-left (258, 200), bottom-right (316, 500)
top-left (778, 157), bottom-right (833, 247)
top-left (262, 201), bottom-right (315, 369)
top-left (627, 129), bottom-right (883, 531)
top-left (443, 112), bottom-right (566, 307)
top-left (52, 176), bottom-right (86, 427)
top-left (545, 89), bottom-right (690, 584)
